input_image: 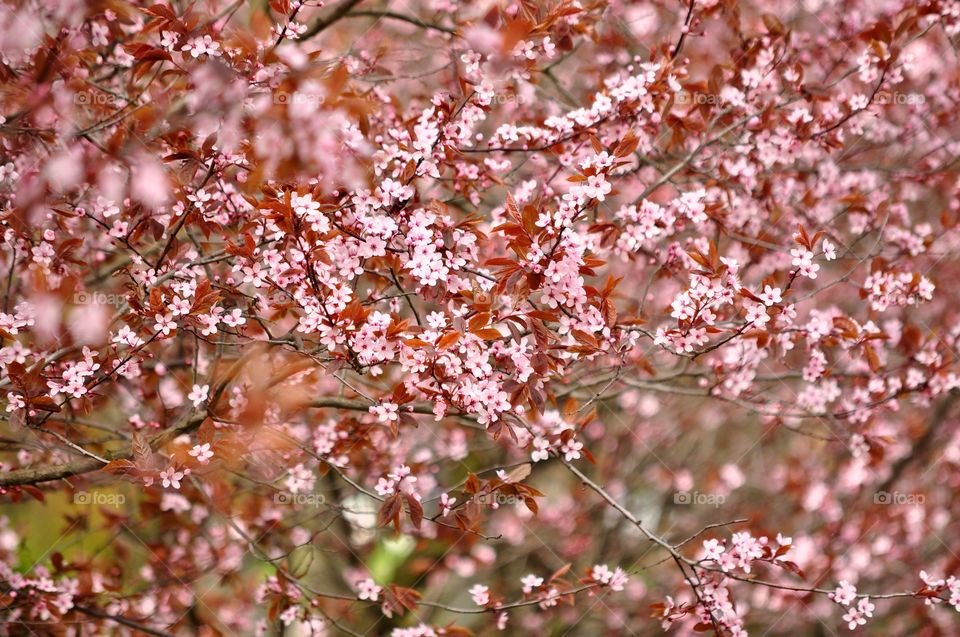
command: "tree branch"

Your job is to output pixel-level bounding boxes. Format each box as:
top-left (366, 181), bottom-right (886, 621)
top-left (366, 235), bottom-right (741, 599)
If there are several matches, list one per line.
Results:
top-left (301, 0), bottom-right (367, 40)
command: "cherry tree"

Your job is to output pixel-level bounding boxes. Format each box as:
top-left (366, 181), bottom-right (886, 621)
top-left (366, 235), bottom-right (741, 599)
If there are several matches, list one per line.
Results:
top-left (2, 0), bottom-right (960, 634)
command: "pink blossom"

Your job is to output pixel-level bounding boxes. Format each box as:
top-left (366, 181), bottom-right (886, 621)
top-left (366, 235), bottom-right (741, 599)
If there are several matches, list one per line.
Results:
top-left (469, 584), bottom-right (490, 606)
top-left (160, 467), bottom-right (185, 490)
top-left (188, 443), bottom-right (213, 464)
top-left (188, 384), bottom-right (209, 408)
top-left (357, 578), bottom-right (382, 602)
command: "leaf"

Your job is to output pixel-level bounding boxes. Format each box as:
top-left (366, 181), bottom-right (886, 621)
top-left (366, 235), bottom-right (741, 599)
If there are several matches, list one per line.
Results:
top-left (287, 545), bottom-right (316, 578)
top-left (131, 431), bottom-right (151, 461)
top-left (762, 13), bottom-right (785, 35)
top-left (505, 463), bottom-right (532, 483)
top-left (832, 316), bottom-right (860, 339)
top-left (201, 133), bottom-right (218, 155)
top-left (436, 331), bottom-right (462, 350)
top-left (863, 343), bottom-right (881, 372)
top-left (601, 298), bottom-right (617, 328)
top-left (101, 459), bottom-right (137, 476)
top-left (405, 493), bottom-right (423, 529)
top-left (389, 585), bottom-right (422, 613)
top-left (197, 417), bottom-right (215, 444)
top-left (548, 563), bottom-right (572, 583)
top-left (377, 494), bottom-right (403, 529)
top-left (523, 496), bottom-right (538, 515)
top-left (23, 485), bottom-right (45, 502)
top-left (142, 3), bottom-right (178, 20)
top-left (571, 329), bottom-right (599, 349)
top-left (464, 473), bottom-right (481, 495)
top-left (473, 327), bottom-right (502, 341)
top-left (468, 313), bottom-right (490, 331)
top-left (163, 151), bottom-right (197, 162)
top-left (505, 192), bottom-right (520, 221)
top-left (687, 250), bottom-right (712, 269)
top-left (30, 395), bottom-right (61, 413)
top-left (132, 48), bottom-right (173, 63)
top-left (614, 132), bottom-right (639, 158)
top-left (778, 560), bottom-right (805, 578)
top-left (526, 309), bottom-right (558, 322)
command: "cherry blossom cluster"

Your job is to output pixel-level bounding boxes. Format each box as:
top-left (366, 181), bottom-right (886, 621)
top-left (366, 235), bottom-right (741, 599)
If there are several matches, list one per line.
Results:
top-left (2, 0), bottom-right (960, 634)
